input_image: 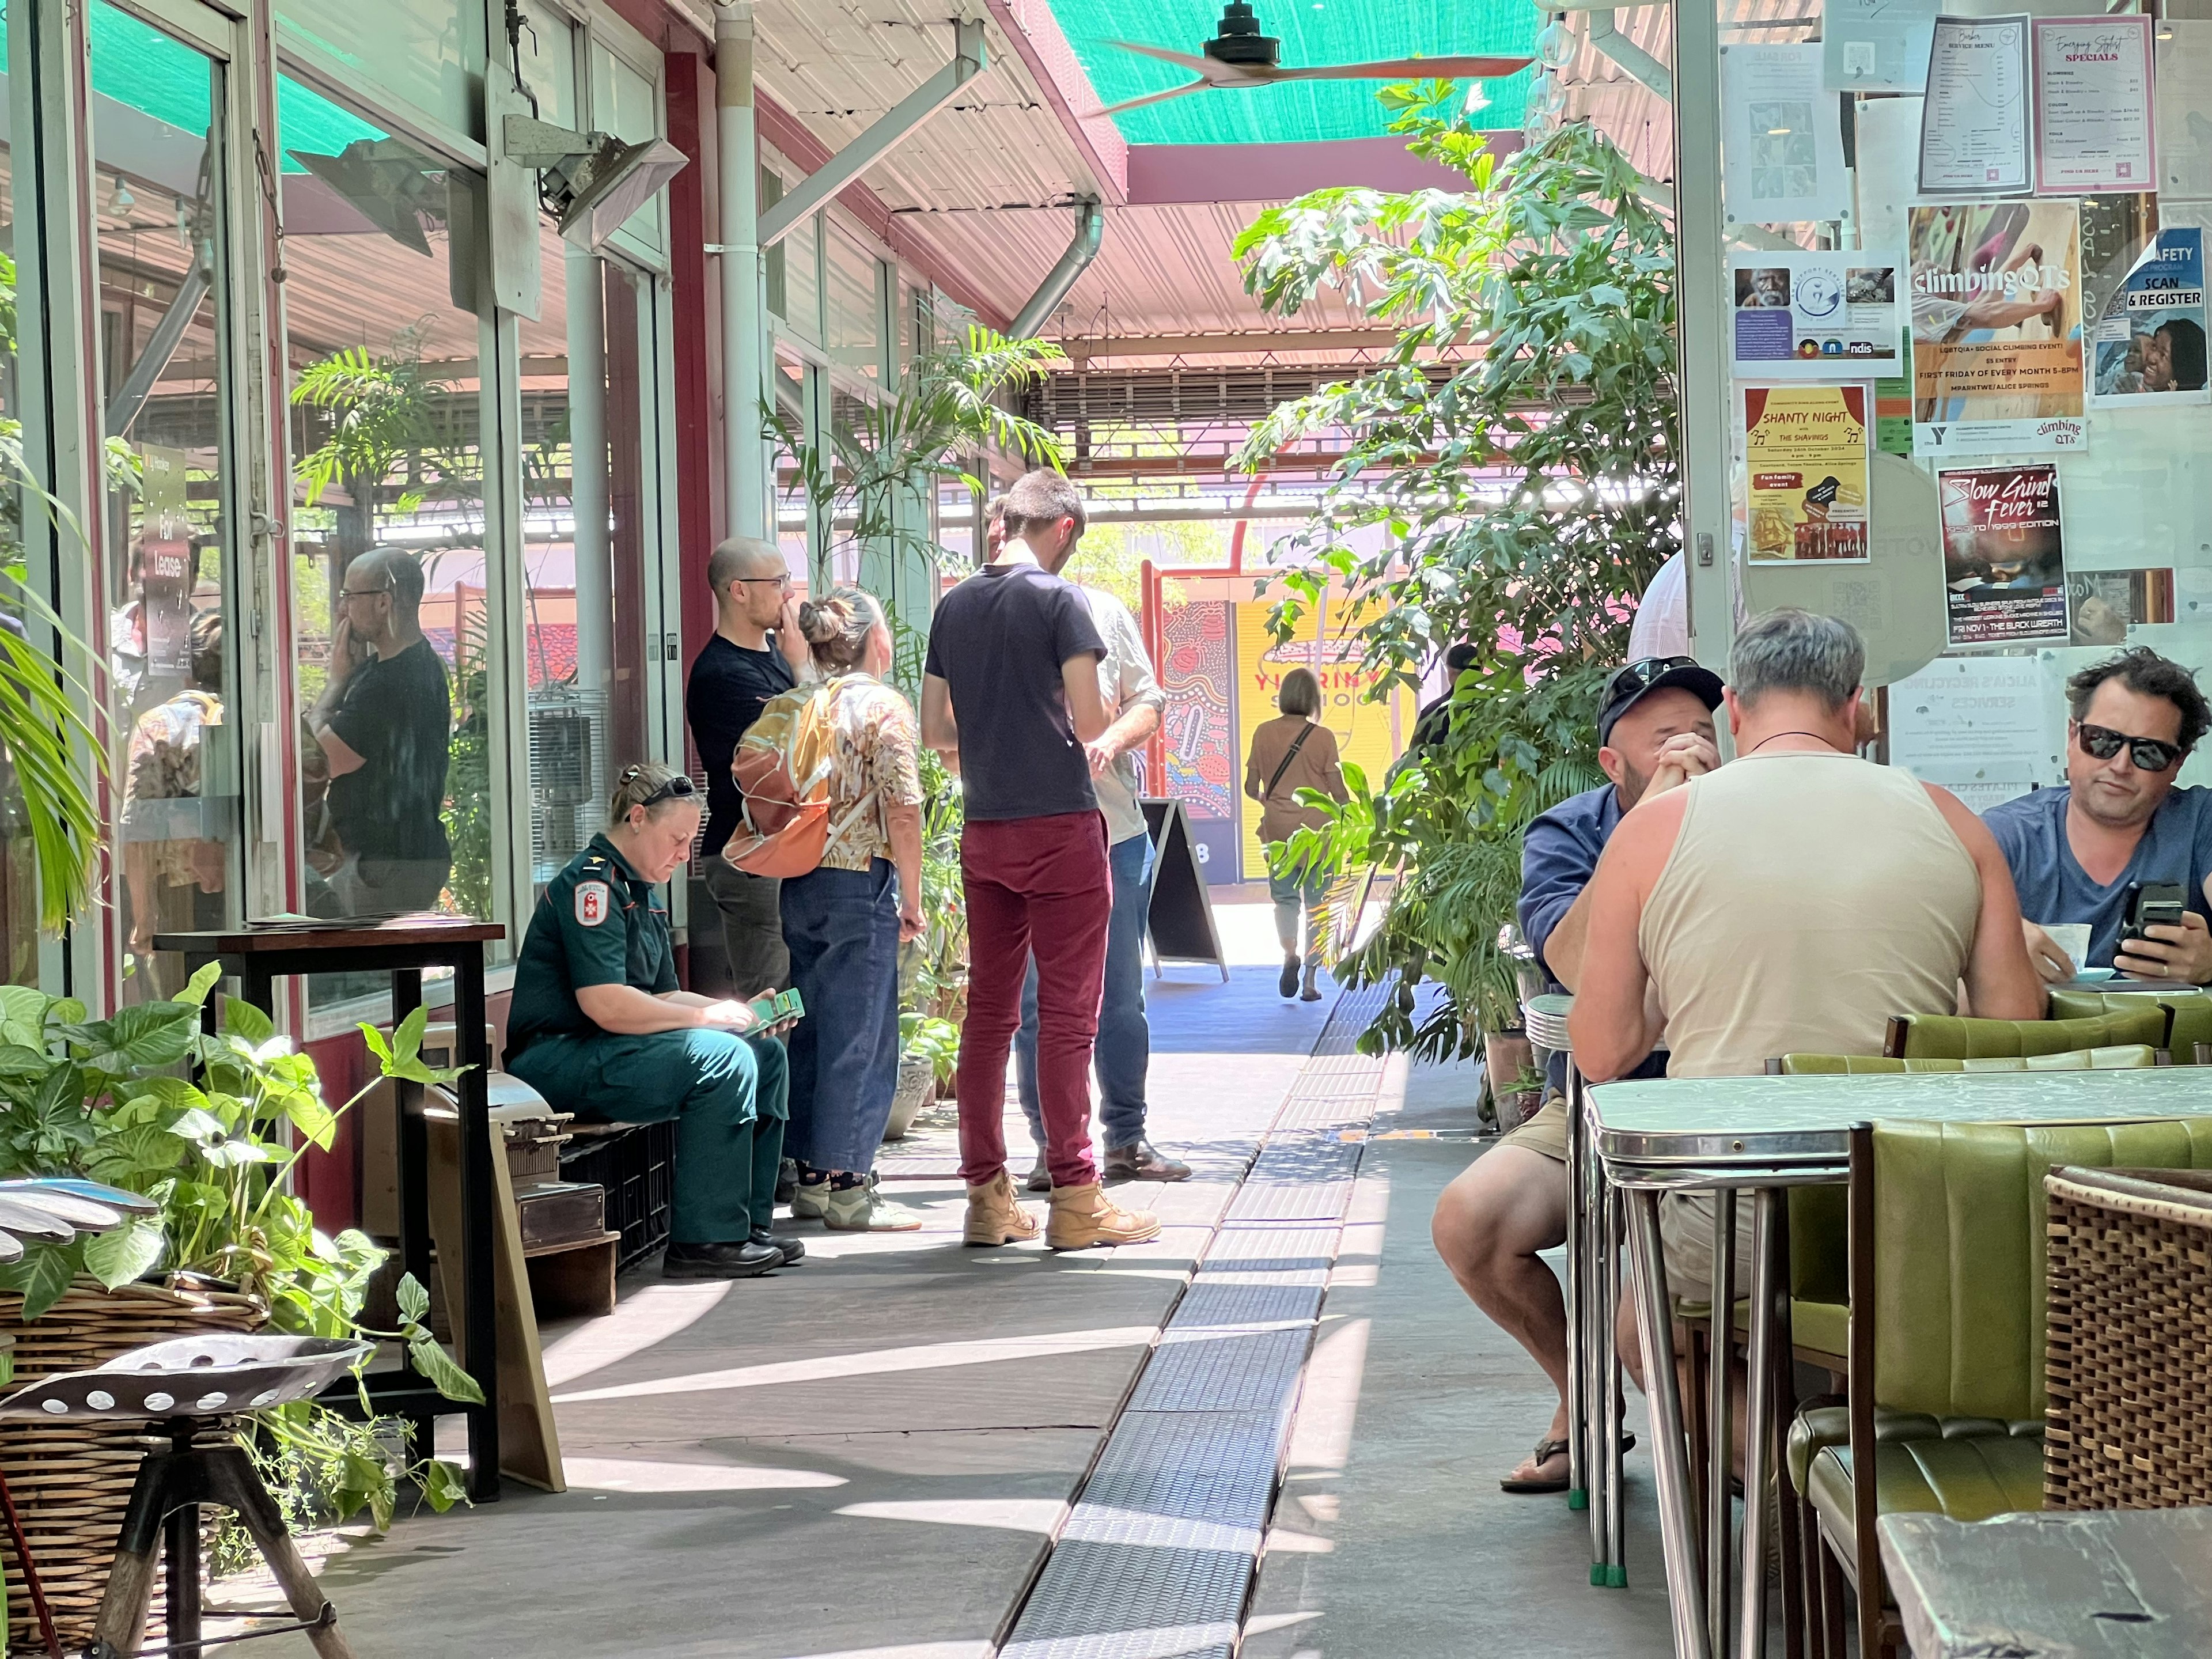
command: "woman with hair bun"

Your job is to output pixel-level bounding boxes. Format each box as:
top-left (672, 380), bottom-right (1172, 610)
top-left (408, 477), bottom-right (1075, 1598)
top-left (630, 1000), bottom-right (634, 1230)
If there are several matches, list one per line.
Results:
top-left (770, 586), bottom-right (929, 1230)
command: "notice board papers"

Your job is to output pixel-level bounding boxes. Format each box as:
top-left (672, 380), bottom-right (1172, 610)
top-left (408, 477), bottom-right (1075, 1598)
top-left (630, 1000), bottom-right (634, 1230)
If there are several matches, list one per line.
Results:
top-left (1910, 200), bottom-right (2086, 456)
top-left (1721, 44), bottom-right (1849, 224)
top-left (1731, 251), bottom-right (1906, 378)
top-left (1824, 0), bottom-right (1939, 93)
top-left (2091, 226), bottom-right (2209, 404)
top-left (1743, 385), bottom-right (1873, 562)
top-left (1938, 462), bottom-right (2070, 646)
top-left (1920, 16), bottom-right (2032, 196)
top-left (2033, 17), bottom-right (2156, 195)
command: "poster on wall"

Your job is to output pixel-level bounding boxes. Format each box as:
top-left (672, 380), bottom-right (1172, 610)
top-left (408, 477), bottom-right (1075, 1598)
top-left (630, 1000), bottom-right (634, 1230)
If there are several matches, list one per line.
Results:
top-left (1910, 200), bottom-right (2086, 455)
top-left (2070, 567), bottom-right (2177, 643)
top-left (2090, 226), bottom-right (2209, 404)
top-left (1233, 599), bottom-right (1410, 882)
top-left (1938, 463), bottom-right (2071, 646)
top-left (1741, 385), bottom-right (1873, 562)
top-left (1720, 43), bottom-right (1849, 224)
top-left (1887, 654), bottom-right (2055, 811)
top-left (1729, 251), bottom-right (1905, 378)
top-left (1823, 0), bottom-right (1939, 93)
top-left (2032, 16), bottom-right (2156, 195)
top-left (2156, 22), bottom-right (2212, 199)
top-left (1919, 16), bottom-right (2033, 196)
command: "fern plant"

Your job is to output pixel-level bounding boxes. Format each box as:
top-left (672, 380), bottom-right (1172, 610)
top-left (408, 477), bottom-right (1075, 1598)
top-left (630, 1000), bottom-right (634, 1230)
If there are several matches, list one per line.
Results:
top-left (1238, 100), bottom-right (1676, 1059)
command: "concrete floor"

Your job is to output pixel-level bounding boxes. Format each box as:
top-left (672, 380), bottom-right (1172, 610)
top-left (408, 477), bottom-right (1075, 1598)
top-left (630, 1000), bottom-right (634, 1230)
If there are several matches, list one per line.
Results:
top-left (227, 902), bottom-right (1691, 1658)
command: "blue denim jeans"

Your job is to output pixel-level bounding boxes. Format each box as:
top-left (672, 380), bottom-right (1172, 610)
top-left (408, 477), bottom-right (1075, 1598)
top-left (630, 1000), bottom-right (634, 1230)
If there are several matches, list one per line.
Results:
top-left (1017, 829), bottom-right (1153, 1152)
top-left (781, 859), bottom-right (902, 1172)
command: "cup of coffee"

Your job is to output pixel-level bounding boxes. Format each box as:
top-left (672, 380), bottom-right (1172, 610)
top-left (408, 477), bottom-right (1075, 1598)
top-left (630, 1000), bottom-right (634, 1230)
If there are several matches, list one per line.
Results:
top-left (2045, 923), bottom-right (2092, 976)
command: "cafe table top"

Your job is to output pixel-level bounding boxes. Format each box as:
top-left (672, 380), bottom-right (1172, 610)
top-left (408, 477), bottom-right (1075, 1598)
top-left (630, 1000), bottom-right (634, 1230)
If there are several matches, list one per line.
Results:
top-left (1879, 1508), bottom-right (2212, 1658)
top-left (1589, 1066), bottom-right (2212, 1168)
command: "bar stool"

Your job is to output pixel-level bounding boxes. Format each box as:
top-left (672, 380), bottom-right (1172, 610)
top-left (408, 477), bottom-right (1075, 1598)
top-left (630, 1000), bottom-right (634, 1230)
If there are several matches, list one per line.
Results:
top-left (0, 1334), bottom-right (373, 1659)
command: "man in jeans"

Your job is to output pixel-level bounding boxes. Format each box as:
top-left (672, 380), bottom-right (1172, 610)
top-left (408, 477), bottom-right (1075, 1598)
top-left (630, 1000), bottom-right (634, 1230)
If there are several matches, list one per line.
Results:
top-left (686, 535), bottom-right (806, 993)
top-left (921, 480), bottom-right (1160, 1251)
top-left (987, 476), bottom-right (1191, 1191)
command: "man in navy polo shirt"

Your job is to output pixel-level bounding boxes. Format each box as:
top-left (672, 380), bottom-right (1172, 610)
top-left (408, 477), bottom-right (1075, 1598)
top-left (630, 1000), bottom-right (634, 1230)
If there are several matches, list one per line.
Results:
top-left (1431, 656), bottom-right (1724, 1494)
top-left (1986, 647), bottom-right (2212, 984)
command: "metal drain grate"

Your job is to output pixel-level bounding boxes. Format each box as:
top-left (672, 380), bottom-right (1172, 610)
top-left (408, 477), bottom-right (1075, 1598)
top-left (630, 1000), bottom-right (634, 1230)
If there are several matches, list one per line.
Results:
top-left (1127, 1327), bottom-right (1315, 1414)
top-left (1225, 1177), bottom-right (1352, 1222)
top-left (1200, 1224), bottom-right (1339, 1268)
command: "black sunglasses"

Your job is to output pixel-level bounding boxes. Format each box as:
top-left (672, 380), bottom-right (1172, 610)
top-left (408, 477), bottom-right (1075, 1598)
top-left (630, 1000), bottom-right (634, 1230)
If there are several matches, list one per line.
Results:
top-left (620, 766), bottom-right (699, 809)
top-left (1605, 656), bottom-right (1698, 702)
top-left (2075, 721), bottom-right (2185, 773)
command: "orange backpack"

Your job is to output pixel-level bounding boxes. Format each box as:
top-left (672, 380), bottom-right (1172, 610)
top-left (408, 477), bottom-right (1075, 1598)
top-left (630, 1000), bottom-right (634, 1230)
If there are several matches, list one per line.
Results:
top-left (724, 679), bottom-right (877, 878)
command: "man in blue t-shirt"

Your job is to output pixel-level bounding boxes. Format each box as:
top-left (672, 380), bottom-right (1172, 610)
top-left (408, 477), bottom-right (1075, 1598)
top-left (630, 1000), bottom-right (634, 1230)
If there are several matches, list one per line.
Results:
top-left (1983, 647), bottom-right (2212, 984)
top-left (1431, 656), bottom-right (1722, 1495)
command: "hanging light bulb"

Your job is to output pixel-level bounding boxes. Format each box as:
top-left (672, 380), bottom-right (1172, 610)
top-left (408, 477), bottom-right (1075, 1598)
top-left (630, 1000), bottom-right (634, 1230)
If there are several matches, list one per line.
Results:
top-left (1536, 75), bottom-right (1570, 118)
top-left (1463, 79), bottom-right (1491, 115)
top-left (108, 178), bottom-right (136, 218)
top-left (1536, 14), bottom-right (1577, 70)
top-left (1524, 107), bottom-right (1558, 145)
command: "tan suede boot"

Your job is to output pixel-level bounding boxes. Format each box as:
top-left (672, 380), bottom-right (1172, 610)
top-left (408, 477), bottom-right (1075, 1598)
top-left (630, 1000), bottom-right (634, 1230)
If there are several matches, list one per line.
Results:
top-left (963, 1169), bottom-right (1040, 1247)
top-left (1046, 1182), bottom-right (1162, 1249)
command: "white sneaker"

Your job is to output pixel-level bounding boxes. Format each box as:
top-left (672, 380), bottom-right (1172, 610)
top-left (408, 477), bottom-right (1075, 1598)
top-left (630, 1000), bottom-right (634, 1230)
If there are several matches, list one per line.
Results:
top-left (790, 1180), bottom-right (832, 1221)
top-left (823, 1184), bottom-right (922, 1232)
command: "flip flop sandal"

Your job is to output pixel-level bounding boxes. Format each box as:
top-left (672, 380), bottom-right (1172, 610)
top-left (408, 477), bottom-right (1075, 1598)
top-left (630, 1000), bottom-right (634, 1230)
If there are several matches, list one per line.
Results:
top-left (1500, 1438), bottom-right (1573, 1494)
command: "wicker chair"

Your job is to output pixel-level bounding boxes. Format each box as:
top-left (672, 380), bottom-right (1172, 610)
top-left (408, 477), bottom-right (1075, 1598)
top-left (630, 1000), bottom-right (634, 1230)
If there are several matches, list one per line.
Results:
top-left (2045, 1165), bottom-right (2212, 1509)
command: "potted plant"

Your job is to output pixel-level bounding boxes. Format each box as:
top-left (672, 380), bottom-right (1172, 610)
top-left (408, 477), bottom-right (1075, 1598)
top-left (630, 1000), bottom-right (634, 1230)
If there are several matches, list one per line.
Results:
top-left (1235, 104), bottom-right (1673, 1072)
top-left (0, 971), bottom-right (478, 1644)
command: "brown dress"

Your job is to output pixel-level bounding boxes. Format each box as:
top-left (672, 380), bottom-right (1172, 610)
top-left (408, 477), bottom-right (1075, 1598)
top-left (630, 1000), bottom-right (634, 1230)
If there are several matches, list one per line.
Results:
top-left (1244, 715), bottom-right (1349, 842)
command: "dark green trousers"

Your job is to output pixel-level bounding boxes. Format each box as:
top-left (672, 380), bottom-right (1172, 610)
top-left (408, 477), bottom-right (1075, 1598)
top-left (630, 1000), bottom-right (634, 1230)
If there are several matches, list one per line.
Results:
top-left (509, 1028), bottom-right (787, 1244)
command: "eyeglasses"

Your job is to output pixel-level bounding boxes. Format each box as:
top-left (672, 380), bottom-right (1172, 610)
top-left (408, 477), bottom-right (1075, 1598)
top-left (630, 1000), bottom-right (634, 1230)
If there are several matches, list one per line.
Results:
top-left (619, 765), bottom-right (699, 809)
top-left (338, 585), bottom-right (391, 601)
top-left (736, 574), bottom-right (790, 589)
top-left (1604, 656), bottom-right (1698, 702)
top-left (2075, 721), bottom-right (2185, 773)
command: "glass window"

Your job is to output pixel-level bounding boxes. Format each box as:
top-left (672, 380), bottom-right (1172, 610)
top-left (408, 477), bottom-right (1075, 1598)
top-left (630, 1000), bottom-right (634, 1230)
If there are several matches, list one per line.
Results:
top-left (0, 5), bottom-right (28, 983)
top-left (825, 228), bottom-right (882, 381)
top-left (514, 0), bottom-right (575, 128)
top-left (521, 229), bottom-right (654, 893)
top-left (89, 2), bottom-right (243, 1005)
top-left (278, 74), bottom-right (485, 945)
top-left (772, 350), bottom-right (815, 588)
top-left (588, 39), bottom-right (662, 256)
top-left (781, 213), bottom-right (821, 345)
top-left (275, 0), bottom-right (487, 143)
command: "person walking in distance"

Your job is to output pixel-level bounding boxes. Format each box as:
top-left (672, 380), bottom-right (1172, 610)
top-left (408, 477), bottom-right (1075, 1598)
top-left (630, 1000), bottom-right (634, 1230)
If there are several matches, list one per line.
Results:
top-left (995, 471), bottom-right (1191, 1192)
top-left (920, 474), bottom-right (1161, 1251)
top-left (1245, 668), bottom-right (1350, 1000)
top-left (687, 536), bottom-right (806, 993)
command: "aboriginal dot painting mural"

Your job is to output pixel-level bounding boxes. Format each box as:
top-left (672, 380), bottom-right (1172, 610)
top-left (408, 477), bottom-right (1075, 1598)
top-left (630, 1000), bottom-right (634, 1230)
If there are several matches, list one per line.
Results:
top-left (1160, 595), bottom-right (1236, 828)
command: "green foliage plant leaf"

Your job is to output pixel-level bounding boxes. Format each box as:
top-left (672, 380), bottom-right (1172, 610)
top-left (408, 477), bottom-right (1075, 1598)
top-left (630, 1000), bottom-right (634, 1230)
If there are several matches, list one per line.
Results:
top-left (0, 1238), bottom-right (84, 1320)
top-left (84, 1214), bottom-right (166, 1289)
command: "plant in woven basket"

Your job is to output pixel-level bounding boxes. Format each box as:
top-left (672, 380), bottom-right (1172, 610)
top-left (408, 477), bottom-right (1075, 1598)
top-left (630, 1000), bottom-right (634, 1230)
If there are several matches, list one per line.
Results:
top-left (0, 967), bottom-right (479, 1528)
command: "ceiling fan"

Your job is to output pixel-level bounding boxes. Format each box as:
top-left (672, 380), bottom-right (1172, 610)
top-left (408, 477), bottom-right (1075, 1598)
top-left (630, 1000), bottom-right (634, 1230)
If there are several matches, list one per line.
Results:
top-left (1090, 1), bottom-right (1535, 119)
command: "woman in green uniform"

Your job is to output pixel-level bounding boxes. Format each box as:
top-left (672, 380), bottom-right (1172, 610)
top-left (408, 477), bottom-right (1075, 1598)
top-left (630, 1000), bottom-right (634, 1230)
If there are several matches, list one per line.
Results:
top-left (505, 762), bottom-right (803, 1279)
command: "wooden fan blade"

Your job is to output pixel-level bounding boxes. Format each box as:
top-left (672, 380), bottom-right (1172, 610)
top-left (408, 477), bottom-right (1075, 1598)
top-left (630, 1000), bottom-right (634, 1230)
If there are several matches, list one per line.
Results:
top-left (1266, 54), bottom-right (1537, 82)
top-left (1102, 39), bottom-right (1221, 73)
top-left (1088, 79), bottom-right (1214, 119)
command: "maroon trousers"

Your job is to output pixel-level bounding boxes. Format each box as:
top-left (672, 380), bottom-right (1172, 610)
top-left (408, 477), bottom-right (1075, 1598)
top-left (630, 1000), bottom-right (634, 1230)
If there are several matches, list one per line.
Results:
top-left (956, 811), bottom-right (1111, 1188)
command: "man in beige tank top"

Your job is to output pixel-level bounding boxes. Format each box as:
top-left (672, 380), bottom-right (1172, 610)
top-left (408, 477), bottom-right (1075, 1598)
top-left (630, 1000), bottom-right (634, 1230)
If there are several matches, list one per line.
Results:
top-left (1569, 609), bottom-right (2042, 1385)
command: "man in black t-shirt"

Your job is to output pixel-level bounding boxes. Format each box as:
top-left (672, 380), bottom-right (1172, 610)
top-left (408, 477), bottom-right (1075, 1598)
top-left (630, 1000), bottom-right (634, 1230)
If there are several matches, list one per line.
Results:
top-left (309, 547), bottom-right (452, 914)
top-left (920, 469), bottom-right (1158, 1252)
top-left (687, 535), bottom-right (806, 991)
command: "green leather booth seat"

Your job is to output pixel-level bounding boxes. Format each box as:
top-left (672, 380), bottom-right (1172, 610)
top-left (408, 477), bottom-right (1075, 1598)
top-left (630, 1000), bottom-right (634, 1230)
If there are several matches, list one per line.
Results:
top-left (1805, 1427), bottom-right (2046, 1541)
top-left (2047, 988), bottom-right (2212, 1058)
top-left (1778, 1044), bottom-right (2155, 1075)
top-left (1786, 1406), bottom-right (2041, 1501)
top-left (1888, 1005), bottom-right (2166, 1060)
top-left (1676, 1294), bottom-right (1849, 1365)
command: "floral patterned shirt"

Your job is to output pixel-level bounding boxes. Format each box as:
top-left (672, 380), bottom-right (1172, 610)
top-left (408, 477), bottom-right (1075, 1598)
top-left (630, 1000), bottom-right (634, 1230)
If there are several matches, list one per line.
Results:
top-left (820, 673), bottom-right (925, 873)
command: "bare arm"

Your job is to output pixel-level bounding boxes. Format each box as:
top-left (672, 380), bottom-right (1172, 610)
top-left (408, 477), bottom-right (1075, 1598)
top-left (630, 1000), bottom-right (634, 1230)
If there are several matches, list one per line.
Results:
top-left (1062, 654), bottom-right (1108, 744)
top-left (1566, 794), bottom-right (1684, 1081)
top-left (919, 674), bottom-right (958, 753)
top-left (1088, 701), bottom-right (1159, 775)
top-left (1925, 783), bottom-right (2044, 1020)
top-left (575, 983), bottom-right (758, 1036)
top-left (1542, 885), bottom-right (1596, 994)
top-left (887, 801), bottom-right (924, 942)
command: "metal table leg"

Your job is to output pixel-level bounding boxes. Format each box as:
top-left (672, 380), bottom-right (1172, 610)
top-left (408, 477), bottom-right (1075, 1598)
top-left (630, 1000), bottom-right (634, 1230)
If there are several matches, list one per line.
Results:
top-left (1565, 1064), bottom-right (1589, 1521)
top-left (1707, 1190), bottom-right (1737, 1659)
top-left (1603, 1181), bottom-right (1627, 1586)
top-left (1738, 1189), bottom-right (1780, 1659)
top-left (1627, 1186), bottom-right (1711, 1659)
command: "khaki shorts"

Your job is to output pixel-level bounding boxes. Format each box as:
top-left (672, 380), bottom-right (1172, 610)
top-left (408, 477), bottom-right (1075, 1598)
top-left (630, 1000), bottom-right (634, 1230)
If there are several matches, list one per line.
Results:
top-left (1659, 1191), bottom-right (1760, 1307)
top-left (1498, 1094), bottom-right (1569, 1162)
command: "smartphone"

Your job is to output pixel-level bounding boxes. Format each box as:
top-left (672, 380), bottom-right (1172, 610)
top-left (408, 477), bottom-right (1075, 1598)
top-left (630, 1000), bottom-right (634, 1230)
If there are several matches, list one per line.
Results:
top-left (747, 987), bottom-right (806, 1025)
top-left (2120, 881), bottom-right (2188, 947)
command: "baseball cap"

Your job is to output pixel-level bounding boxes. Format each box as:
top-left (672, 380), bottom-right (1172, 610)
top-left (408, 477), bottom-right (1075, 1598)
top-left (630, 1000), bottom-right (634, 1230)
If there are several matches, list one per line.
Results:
top-left (1597, 656), bottom-right (1726, 747)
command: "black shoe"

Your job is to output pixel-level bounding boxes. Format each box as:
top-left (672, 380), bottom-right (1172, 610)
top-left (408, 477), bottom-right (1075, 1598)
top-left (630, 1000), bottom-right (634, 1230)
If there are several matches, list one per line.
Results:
top-left (663, 1241), bottom-right (783, 1279)
top-left (750, 1228), bottom-right (805, 1264)
top-left (774, 1157), bottom-right (799, 1206)
top-left (1278, 955), bottom-right (1300, 998)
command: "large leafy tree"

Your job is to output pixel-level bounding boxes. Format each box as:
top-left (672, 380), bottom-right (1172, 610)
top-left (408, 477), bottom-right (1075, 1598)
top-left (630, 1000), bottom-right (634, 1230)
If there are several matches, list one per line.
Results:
top-left (1235, 96), bottom-right (1677, 1059)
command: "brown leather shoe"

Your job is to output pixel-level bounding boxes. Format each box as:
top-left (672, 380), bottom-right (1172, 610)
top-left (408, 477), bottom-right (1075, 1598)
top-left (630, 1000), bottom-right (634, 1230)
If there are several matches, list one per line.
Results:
top-left (964, 1169), bottom-right (1040, 1247)
top-left (1103, 1140), bottom-right (1192, 1183)
top-left (1046, 1182), bottom-right (1162, 1249)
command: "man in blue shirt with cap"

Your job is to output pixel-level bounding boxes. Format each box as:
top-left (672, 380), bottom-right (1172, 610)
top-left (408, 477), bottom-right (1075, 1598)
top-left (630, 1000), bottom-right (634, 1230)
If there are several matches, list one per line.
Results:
top-left (1430, 655), bottom-right (1724, 1494)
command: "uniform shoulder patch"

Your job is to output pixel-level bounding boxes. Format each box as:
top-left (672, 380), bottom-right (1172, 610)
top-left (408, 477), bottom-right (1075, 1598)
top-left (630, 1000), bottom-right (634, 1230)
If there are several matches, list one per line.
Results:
top-left (574, 881), bottom-right (613, 927)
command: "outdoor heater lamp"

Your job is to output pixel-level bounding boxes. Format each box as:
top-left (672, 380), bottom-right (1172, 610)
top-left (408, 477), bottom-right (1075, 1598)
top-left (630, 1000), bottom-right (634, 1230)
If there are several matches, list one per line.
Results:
top-left (502, 115), bottom-right (689, 252)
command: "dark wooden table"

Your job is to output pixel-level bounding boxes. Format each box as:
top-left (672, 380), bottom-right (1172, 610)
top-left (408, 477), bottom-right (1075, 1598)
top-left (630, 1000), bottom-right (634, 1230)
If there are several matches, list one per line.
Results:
top-left (151, 918), bottom-right (505, 1502)
top-left (1879, 1508), bottom-right (2212, 1657)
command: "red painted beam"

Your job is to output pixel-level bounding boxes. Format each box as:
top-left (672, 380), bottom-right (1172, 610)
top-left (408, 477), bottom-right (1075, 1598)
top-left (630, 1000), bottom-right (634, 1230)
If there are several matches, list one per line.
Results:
top-left (980, 0), bottom-right (1129, 205)
top-left (1127, 134), bottom-right (1524, 205)
top-left (665, 50), bottom-right (722, 679)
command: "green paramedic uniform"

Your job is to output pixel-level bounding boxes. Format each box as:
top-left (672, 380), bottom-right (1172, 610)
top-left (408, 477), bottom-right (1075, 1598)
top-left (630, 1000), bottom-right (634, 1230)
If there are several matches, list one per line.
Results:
top-left (505, 832), bottom-right (787, 1245)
